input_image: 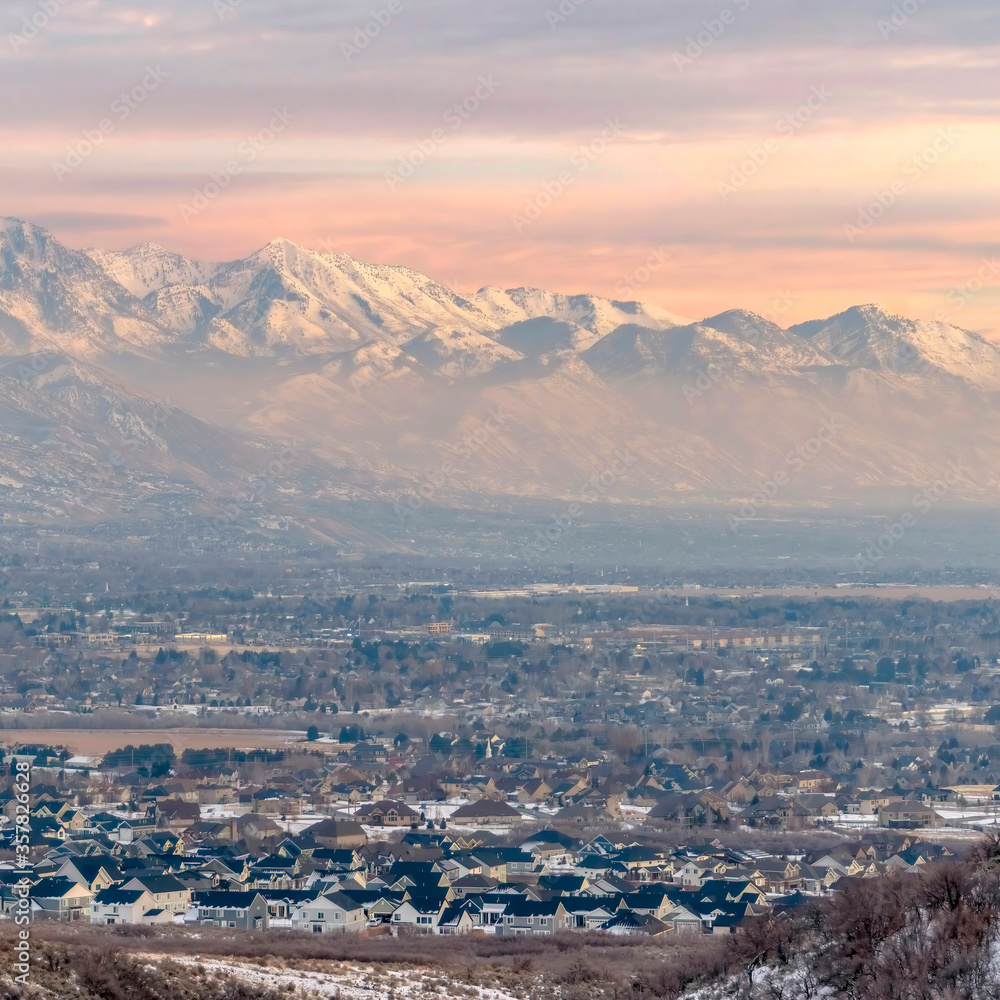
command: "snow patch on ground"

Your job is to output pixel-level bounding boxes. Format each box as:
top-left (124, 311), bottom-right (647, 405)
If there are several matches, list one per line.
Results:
top-left (167, 955), bottom-right (529, 1000)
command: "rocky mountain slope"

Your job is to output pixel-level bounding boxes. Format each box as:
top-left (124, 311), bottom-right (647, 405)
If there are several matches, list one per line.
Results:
top-left (1, 216), bottom-right (999, 533)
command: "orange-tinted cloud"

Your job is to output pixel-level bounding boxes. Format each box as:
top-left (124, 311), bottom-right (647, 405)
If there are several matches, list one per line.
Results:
top-left (2, 0), bottom-right (998, 333)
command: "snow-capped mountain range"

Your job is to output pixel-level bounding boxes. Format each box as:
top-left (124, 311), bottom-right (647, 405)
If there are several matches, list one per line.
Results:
top-left (1, 215), bottom-right (998, 534)
top-left (2, 215), bottom-right (997, 388)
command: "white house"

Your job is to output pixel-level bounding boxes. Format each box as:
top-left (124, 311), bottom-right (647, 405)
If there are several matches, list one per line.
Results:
top-left (663, 904), bottom-right (704, 934)
top-left (391, 898), bottom-right (445, 932)
top-left (290, 892), bottom-right (367, 934)
top-left (90, 888), bottom-right (164, 925)
top-left (90, 886), bottom-right (174, 924)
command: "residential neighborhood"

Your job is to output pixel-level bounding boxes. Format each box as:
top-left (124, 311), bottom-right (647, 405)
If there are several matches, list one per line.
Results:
top-left (0, 730), bottom-right (973, 939)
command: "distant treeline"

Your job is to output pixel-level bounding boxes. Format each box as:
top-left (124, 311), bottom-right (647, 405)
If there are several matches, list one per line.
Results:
top-left (101, 743), bottom-right (175, 771)
top-left (178, 747), bottom-right (288, 767)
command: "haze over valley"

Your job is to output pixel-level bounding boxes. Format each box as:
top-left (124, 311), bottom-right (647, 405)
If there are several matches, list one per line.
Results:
top-left (1, 217), bottom-right (997, 568)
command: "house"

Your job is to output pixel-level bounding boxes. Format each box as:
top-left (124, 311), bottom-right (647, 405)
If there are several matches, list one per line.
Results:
top-left (878, 801), bottom-right (944, 829)
top-left (737, 860), bottom-right (803, 894)
top-left (450, 874), bottom-right (500, 897)
top-left (150, 799), bottom-right (200, 831)
top-left (554, 803), bottom-right (619, 826)
top-left (91, 888), bottom-right (159, 925)
top-left (586, 874), bottom-right (636, 897)
top-left (188, 891), bottom-right (269, 930)
top-left (851, 790), bottom-right (899, 816)
top-left (387, 895), bottom-right (445, 932)
top-left (437, 903), bottom-right (476, 934)
top-left (349, 741), bottom-right (389, 765)
top-left (467, 848), bottom-right (537, 882)
top-left (56, 857), bottom-right (122, 892)
top-left (916, 788), bottom-right (958, 806)
top-left (580, 835), bottom-right (618, 857)
top-left (449, 800), bottom-right (523, 827)
top-left (251, 789), bottom-right (303, 817)
top-left (114, 819), bottom-right (156, 844)
top-left (354, 800), bottom-right (421, 827)
top-left (662, 904), bottom-right (704, 934)
top-left (797, 795), bottom-right (840, 821)
top-left (672, 860), bottom-right (714, 888)
top-left (561, 898), bottom-right (619, 930)
top-left (742, 796), bottom-right (815, 830)
top-left (302, 819), bottom-right (368, 849)
top-left (291, 892), bottom-right (367, 933)
top-left (648, 792), bottom-right (729, 826)
top-left (29, 876), bottom-right (93, 921)
top-left (518, 779), bottom-right (553, 803)
top-left (795, 771), bottom-right (833, 793)
top-left (120, 874), bottom-right (192, 914)
top-left (613, 845), bottom-right (666, 874)
top-left (720, 778), bottom-right (759, 805)
top-left (600, 910), bottom-right (669, 936)
top-left (497, 899), bottom-right (568, 936)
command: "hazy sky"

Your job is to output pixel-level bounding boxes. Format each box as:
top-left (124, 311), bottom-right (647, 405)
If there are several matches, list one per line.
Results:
top-left (5, 0), bottom-right (1000, 333)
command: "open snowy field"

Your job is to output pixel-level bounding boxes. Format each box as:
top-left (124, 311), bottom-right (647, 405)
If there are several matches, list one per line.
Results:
top-left (166, 955), bottom-right (532, 1000)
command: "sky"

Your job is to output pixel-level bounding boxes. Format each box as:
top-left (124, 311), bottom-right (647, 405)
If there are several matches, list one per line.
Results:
top-left (4, 0), bottom-right (1000, 334)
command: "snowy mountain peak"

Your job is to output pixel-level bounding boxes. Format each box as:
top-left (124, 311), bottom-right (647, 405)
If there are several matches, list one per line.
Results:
top-left (1, 217), bottom-right (73, 269)
top-left (790, 304), bottom-right (1000, 388)
top-left (471, 285), bottom-right (688, 338)
top-left (700, 309), bottom-right (785, 337)
top-left (84, 242), bottom-right (217, 298)
top-left (6, 221), bottom-right (1000, 515)
top-left (0, 216), bottom-right (44, 240)
top-left (849, 302), bottom-right (897, 321)
top-left (2, 220), bottom-right (999, 391)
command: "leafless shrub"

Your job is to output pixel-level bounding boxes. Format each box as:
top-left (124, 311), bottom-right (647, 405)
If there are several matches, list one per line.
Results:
top-left (918, 860), bottom-right (970, 912)
top-left (558, 957), bottom-right (598, 984)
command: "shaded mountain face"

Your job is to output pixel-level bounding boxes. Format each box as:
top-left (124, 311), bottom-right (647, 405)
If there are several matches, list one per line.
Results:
top-left (0, 218), bottom-right (166, 357)
top-left (0, 216), bottom-right (998, 534)
top-left (0, 351), bottom-right (260, 521)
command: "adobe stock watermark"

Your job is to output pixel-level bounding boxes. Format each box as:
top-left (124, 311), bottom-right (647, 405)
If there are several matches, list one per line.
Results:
top-left (253, 440), bottom-right (308, 481)
top-left (177, 108), bottom-right (295, 222)
top-left (99, 400), bottom-right (177, 478)
top-left (933, 257), bottom-right (1000, 324)
top-left (12, 757), bottom-right (31, 985)
top-left (8, 0), bottom-right (71, 53)
top-left (878, 0), bottom-right (930, 40)
top-left (614, 246), bottom-right (673, 297)
top-left (760, 288), bottom-right (799, 326)
top-left (395, 408), bottom-right (509, 523)
top-left (672, 0), bottom-right (752, 72)
top-left (718, 86), bottom-right (833, 201)
top-left (214, 0), bottom-right (249, 21)
top-left (683, 363), bottom-right (724, 404)
top-left (43, 393), bottom-right (179, 524)
top-left (58, 398), bottom-right (179, 516)
top-left (386, 76), bottom-right (501, 191)
top-left (545, 0), bottom-right (590, 29)
top-left (52, 66), bottom-right (170, 179)
top-left (852, 459), bottom-right (971, 571)
top-left (197, 441), bottom-right (306, 547)
top-left (844, 128), bottom-right (959, 243)
top-left (512, 117), bottom-right (627, 233)
top-left (521, 449), bottom-right (638, 560)
top-left (727, 416), bottom-right (842, 531)
top-left (4, 349), bottom-right (62, 382)
top-left (314, 235), bottom-right (345, 254)
top-left (341, 0), bottom-right (405, 62)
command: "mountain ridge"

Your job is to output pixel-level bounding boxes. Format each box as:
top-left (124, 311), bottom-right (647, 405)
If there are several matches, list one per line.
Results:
top-left (1, 216), bottom-right (999, 533)
top-left (4, 216), bottom-right (996, 389)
